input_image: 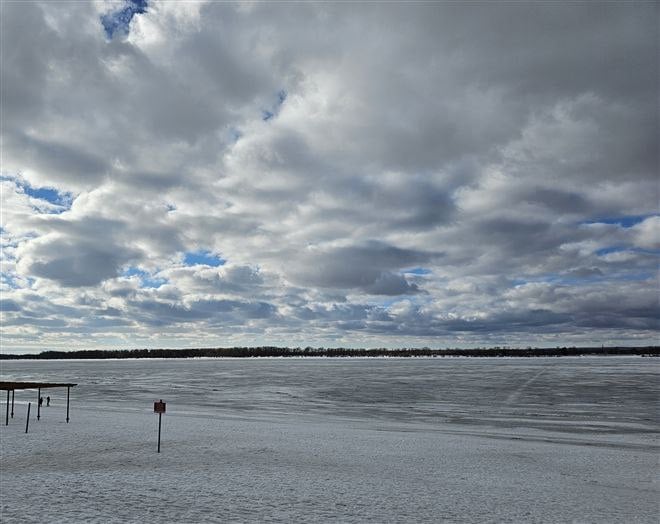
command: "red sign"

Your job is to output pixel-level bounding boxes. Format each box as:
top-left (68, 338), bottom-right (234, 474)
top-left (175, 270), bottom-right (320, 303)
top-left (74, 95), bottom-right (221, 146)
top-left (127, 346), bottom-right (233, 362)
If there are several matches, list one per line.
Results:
top-left (154, 400), bottom-right (166, 414)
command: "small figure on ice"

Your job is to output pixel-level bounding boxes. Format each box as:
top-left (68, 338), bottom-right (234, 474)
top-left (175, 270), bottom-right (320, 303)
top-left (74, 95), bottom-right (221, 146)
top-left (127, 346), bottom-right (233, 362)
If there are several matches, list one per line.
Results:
top-left (38, 397), bottom-right (43, 407)
top-left (46, 396), bottom-right (50, 406)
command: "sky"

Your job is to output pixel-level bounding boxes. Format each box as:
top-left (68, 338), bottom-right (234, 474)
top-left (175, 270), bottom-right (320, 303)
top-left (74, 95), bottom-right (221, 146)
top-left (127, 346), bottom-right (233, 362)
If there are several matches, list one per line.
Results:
top-left (0, 1), bottom-right (658, 353)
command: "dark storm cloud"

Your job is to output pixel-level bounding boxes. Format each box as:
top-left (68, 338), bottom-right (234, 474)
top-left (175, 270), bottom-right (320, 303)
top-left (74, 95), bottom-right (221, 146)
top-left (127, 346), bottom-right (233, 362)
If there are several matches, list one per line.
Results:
top-left (291, 241), bottom-right (436, 295)
top-left (126, 297), bottom-right (277, 327)
top-left (563, 267), bottom-right (604, 279)
top-left (345, 175), bottom-right (456, 231)
top-left (520, 188), bottom-right (590, 214)
top-left (23, 239), bottom-right (142, 287)
top-left (6, 132), bottom-right (108, 186)
top-left (0, 299), bottom-right (21, 312)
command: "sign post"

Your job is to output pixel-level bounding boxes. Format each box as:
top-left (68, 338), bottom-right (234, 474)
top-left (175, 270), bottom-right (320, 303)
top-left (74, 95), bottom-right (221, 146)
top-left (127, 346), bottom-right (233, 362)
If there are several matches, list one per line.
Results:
top-left (154, 400), bottom-right (166, 453)
top-left (25, 402), bottom-right (31, 434)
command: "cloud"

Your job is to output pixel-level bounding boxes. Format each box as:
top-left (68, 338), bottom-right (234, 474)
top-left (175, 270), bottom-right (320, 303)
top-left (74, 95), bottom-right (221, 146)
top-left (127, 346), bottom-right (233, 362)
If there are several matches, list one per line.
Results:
top-left (1, 1), bottom-right (658, 351)
top-left (632, 216), bottom-right (660, 250)
top-left (286, 241), bottom-right (435, 295)
top-left (17, 235), bottom-right (142, 287)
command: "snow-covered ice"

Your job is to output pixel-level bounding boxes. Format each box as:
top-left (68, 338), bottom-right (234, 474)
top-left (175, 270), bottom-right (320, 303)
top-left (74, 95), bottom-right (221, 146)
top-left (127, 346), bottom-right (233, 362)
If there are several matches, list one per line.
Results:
top-left (1, 357), bottom-right (658, 523)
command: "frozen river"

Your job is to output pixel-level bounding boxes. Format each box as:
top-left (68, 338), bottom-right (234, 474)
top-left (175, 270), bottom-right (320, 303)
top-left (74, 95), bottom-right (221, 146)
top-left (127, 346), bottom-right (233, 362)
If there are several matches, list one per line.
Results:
top-left (1, 357), bottom-right (658, 522)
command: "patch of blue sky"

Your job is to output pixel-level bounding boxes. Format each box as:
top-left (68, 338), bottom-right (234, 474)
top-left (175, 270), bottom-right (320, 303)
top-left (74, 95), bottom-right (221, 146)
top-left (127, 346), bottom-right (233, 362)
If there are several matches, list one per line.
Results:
top-left (1, 273), bottom-right (20, 289)
top-left (23, 186), bottom-right (64, 204)
top-left (101, 0), bottom-right (148, 39)
top-left (228, 127), bottom-right (243, 142)
top-left (511, 273), bottom-right (562, 285)
top-left (510, 270), bottom-right (654, 287)
top-left (183, 250), bottom-right (225, 267)
top-left (2, 232), bottom-right (39, 249)
top-left (613, 271), bottom-right (656, 282)
top-left (2, 175), bottom-right (72, 212)
top-left (582, 214), bottom-right (656, 228)
top-left (596, 246), bottom-right (660, 256)
top-left (121, 267), bottom-right (166, 288)
top-left (403, 267), bottom-right (432, 275)
top-left (369, 294), bottom-right (433, 309)
top-left (552, 276), bottom-right (601, 286)
top-left (562, 271), bottom-right (653, 285)
top-left (0, 248), bottom-right (15, 261)
top-left (367, 297), bottom-right (402, 309)
top-left (122, 267), bottom-right (144, 278)
top-left (595, 246), bottom-right (626, 256)
top-left (261, 89), bottom-right (288, 122)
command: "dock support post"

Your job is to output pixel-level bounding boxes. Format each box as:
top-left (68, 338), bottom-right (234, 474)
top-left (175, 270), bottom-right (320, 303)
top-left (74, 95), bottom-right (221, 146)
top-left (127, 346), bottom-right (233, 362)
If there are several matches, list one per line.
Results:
top-left (66, 387), bottom-right (70, 423)
top-left (37, 387), bottom-right (41, 420)
top-left (25, 403), bottom-right (31, 433)
top-left (11, 390), bottom-right (14, 418)
top-left (5, 390), bottom-right (8, 425)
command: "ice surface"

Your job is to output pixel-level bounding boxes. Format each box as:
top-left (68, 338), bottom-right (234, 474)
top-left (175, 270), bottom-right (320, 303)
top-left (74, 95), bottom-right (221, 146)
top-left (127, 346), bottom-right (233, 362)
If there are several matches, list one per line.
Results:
top-left (1, 357), bottom-right (658, 523)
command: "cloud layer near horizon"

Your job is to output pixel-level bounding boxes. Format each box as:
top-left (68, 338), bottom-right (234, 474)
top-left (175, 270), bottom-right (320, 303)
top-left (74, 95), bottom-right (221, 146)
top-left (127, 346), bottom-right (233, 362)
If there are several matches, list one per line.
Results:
top-left (1, 1), bottom-right (658, 352)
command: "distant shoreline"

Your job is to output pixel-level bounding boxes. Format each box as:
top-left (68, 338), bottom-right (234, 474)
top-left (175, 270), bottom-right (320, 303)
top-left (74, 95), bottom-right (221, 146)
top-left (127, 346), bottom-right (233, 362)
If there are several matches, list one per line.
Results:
top-left (1, 346), bottom-right (658, 360)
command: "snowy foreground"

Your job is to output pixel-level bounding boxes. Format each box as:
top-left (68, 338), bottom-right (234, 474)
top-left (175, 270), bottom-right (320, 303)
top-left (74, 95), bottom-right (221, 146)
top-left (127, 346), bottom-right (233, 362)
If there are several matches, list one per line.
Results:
top-left (1, 357), bottom-right (658, 523)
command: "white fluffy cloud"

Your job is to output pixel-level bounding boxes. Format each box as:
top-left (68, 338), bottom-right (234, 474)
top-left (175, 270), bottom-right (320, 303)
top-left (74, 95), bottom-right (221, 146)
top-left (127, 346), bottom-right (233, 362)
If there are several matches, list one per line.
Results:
top-left (1, 1), bottom-right (658, 352)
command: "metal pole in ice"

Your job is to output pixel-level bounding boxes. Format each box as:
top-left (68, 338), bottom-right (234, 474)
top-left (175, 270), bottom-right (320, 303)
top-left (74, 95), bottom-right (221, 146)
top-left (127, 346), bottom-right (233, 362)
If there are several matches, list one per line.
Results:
top-left (25, 402), bottom-right (31, 433)
top-left (66, 387), bottom-right (70, 423)
top-left (11, 390), bottom-right (14, 418)
top-left (158, 412), bottom-right (162, 453)
top-left (37, 387), bottom-right (41, 420)
top-left (5, 390), bottom-right (8, 425)
top-left (154, 399), bottom-right (166, 452)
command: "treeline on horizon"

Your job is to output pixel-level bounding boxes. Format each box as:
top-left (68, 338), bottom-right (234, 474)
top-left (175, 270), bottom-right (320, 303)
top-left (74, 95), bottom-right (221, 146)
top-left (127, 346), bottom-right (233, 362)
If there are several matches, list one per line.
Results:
top-left (1, 346), bottom-right (658, 360)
